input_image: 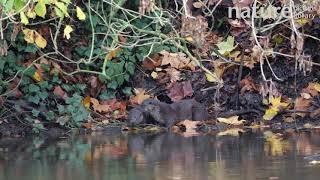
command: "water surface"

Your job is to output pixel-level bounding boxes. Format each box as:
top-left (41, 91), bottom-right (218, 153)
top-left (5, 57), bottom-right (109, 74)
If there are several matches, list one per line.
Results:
top-left (1, 130), bottom-right (320, 180)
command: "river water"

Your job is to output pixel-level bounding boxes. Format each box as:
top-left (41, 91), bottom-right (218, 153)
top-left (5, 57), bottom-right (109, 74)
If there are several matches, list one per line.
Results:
top-left (1, 130), bottom-right (320, 180)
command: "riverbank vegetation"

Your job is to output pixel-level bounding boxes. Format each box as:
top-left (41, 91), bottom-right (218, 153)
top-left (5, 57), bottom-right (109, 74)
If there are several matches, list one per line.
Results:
top-left (0, 0), bottom-right (320, 135)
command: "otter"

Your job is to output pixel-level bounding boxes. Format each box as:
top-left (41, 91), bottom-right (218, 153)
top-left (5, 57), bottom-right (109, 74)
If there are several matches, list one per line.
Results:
top-left (128, 99), bottom-right (209, 127)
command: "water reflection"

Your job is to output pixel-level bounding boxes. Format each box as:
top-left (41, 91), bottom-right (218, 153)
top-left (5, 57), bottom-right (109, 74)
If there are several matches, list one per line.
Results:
top-left (0, 130), bottom-right (320, 180)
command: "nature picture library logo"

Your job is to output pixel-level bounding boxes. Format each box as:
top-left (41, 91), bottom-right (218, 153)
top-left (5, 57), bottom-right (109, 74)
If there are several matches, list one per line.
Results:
top-left (228, 1), bottom-right (317, 20)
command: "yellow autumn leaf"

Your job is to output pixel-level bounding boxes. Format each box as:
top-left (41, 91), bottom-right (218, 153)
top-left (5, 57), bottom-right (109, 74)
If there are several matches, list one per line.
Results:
top-left (20, 12), bottom-right (29, 25)
top-left (217, 128), bottom-right (245, 137)
top-left (263, 107), bottom-right (279, 121)
top-left (296, 18), bottom-right (309, 26)
top-left (314, 83), bottom-right (320, 92)
top-left (82, 96), bottom-right (91, 109)
top-left (63, 25), bottom-right (73, 39)
top-left (151, 71), bottom-right (158, 79)
top-left (217, 116), bottom-right (246, 125)
top-left (76, 6), bottom-right (86, 20)
top-left (105, 48), bottom-right (121, 60)
top-left (34, 31), bottom-right (47, 48)
top-left (33, 71), bottom-right (43, 82)
top-left (270, 96), bottom-right (288, 109)
top-left (205, 72), bottom-right (219, 83)
top-left (185, 35), bottom-right (193, 42)
top-left (22, 29), bottom-right (35, 43)
top-left (26, 9), bottom-right (37, 19)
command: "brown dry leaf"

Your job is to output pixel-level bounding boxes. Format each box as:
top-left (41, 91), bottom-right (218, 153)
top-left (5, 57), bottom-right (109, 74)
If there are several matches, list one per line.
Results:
top-left (168, 81), bottom-right (193, 102)
top-left (165, 67), bottom-right (181, 83)
top-left (130, 88), bottom-right (150, 105)
top-left (301, 83), bottom-right (319, 97)
top-left (217, 128), bottom-right (245, 137)
top-left (177, 120), bottom-right (202, 137)
top-left (50, 62), bottom-right (62, 75)
top-left (217, 116), bottom-right (246, 125)
top-left (181, 15), bottom-right (208, 48)
top-left (82, 122), bottom-right (92, 129)
top-left (143, 54), bottom-right (162, 70)
top-left (90, 76), bottom-right (99, 88)
top-left (240, 76), bottom-right (259, 94)
top-left (310, 108), bottom-right (320, 119)
top-left (90, 98), bottom-right (111, 113)
top-left (233, 0), bottom-right (253, 8)
top-left (53, 86), bottom-right (65, 98)
top-left (160, 51), bottom-right (196, 71)
top-left (294, 97), bottom-right (311, 117)
top-left (101, 99), bottom-right (127, 113)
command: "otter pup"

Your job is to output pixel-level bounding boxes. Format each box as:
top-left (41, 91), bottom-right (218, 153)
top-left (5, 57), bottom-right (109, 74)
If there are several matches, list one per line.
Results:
top-left (128, 99), bottom-right (209, 127)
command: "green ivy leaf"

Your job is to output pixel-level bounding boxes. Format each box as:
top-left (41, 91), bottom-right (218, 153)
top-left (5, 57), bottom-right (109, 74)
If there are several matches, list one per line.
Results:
top-left (126, 62), bottom-right (135, 75)
top-left (28, 84), bottom-right (40, 93)
top-left (32, 109), bottom-right (40, 117)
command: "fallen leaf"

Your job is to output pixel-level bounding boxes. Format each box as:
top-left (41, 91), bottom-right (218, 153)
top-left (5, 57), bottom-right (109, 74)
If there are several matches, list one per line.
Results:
top-left (82, 96), bottom-right (91, 110)
top-left (302, 83), bottom-right (319, 97)
top-left (90, 98), bottom-right (111, 113)
top-left (34, 31), bottom-right (47, 48)
top-left (304, 123), bottom-right (314, 129)
top-left (240, 76), bottom-right (259, 94)
top-left (130, 88), bottom-right (150, 105)
top-left (177, 120), bottom-right (202, 137)
top-left (217, 116), bottom-right (246, 125)
top-left (270, 96), bottom-right (288, 109)
top-left (151, 71), bottom-right (158, 79)
top-left (205, 72), bottom-right (220, 83)
top-left (63, 25), bottom-right (73, 39)
top-left (82, 122), bottom-right (92, 129)
top-left (168, 81), bottom-right (193, 102)
top-left (160, 51), bottom-right (196, 71)
top-left (310, 108), bottom-right (320, 119)
top-left (263, 108), bottom-right (278, 121)
top-left (53, 86), bottom-right (65, 98)
top-left (143, 54), bottom-right (162, 70)
top-left (165, 68), bottom-right (181, 83)
top-left (212, 36), bottom-right (237, 56)
top-left (22, 29), bottom-right (35, 43)
top-left (233, 0), bottom-right (253, 8)
top-left (217, 128), bottom-right (244, 137)
top-left (294, 97), bottom-right (311, 117)
top-left (32, 71), bottom-right (43, 82)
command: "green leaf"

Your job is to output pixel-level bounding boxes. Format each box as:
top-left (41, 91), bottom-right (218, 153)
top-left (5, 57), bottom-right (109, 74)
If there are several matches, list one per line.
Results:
top-left (20, 12), bottom-right (29, 25)
top-left (34, 0), bottom-right (47, 18)
top-left (28, 95), bottom-right (40, 104)
top-left (55, 2), bottom-right (69, 17)
top-left (32, 109), bottom-right (40, 117)
top-left (13, 0), bottom-right (24, 11)
top-left (54, 6), bottom-right (64, 18)
top-left (126, 62), bottom-right (135, 75)
top-left (107, 81), bottom-right (118, 90)
top-left (99, 90), bottom-right (116, 100)
top-left (28, 84), bottom-right (40, 92)
top-left (122, 87), bottom-right (132, 96)
top-left (213, 36), bottom-right (237, 56)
